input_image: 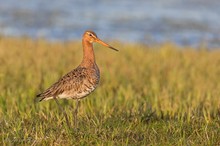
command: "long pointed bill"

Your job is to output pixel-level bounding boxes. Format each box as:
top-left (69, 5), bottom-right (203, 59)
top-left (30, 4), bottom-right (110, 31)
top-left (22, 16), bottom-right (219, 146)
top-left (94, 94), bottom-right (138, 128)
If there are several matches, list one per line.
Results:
top-left (95, 38), bottom-right (119, 51)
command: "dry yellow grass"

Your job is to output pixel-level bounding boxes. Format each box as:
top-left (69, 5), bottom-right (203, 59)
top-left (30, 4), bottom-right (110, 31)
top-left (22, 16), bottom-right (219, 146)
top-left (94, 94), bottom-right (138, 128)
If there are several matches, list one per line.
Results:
top-left (0, 37), bottom-right (220, 145)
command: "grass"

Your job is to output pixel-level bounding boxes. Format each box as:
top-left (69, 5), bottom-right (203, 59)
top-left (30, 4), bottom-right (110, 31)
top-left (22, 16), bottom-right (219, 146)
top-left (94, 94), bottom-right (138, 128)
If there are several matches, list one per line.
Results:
top-left (0, 37), bottom-right (220, 145)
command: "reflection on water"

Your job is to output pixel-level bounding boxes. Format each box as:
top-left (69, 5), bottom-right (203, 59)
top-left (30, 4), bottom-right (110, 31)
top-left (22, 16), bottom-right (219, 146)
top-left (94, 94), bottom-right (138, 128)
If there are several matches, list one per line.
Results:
top-left (0, 0), bottom-right (220, 47)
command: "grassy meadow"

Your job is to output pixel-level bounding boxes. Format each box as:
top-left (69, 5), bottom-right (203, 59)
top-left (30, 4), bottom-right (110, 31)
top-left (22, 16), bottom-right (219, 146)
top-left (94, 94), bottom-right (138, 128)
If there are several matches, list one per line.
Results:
top-left (0, 37), bottom-right (220, 145)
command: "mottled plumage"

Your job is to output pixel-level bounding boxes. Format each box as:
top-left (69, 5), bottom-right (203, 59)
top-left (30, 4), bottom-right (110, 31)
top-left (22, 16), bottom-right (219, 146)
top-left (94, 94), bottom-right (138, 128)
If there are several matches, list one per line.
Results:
top-left (35, 30), bottom-right (118, 129)
top-left (36, 66), bottom-right (100, 101)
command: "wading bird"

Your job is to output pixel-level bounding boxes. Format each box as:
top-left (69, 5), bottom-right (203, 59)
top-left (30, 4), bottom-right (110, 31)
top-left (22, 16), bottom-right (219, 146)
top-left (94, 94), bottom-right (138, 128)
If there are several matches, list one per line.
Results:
top-left (35, 30), bottom-right (118, 130)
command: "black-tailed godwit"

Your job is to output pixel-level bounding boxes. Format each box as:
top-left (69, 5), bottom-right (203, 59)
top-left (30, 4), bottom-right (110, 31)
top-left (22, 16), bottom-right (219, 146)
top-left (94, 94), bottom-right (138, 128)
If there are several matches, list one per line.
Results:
top-left (36, 30), bottom-right (118, 130)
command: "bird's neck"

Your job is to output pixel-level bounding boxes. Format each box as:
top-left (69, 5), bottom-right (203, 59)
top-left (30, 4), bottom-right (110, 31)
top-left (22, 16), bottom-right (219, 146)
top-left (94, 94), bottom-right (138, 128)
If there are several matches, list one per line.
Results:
top-left (81, 38), bottom-right (96, 67)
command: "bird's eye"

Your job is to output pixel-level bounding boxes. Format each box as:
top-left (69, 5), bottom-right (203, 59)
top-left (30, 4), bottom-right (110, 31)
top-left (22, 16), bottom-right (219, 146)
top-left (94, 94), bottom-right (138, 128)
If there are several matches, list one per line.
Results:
top-left (89, 33), bottom-right (92, 37)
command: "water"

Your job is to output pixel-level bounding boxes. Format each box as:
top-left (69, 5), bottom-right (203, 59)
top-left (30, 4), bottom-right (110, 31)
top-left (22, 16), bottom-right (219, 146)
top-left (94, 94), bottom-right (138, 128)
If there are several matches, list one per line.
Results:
top-left (0, 0), bottom-right (220, 47)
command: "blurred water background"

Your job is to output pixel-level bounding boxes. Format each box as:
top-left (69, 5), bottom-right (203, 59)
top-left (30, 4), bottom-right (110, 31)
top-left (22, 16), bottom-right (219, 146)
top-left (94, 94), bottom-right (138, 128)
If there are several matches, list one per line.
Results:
top-left (0, 0), bottom-right (220, 48)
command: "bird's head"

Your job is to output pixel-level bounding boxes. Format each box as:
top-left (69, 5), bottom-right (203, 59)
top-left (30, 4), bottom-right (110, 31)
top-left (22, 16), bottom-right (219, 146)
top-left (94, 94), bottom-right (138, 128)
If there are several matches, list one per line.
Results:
top-left (83, 30), bottom-right (118, 51)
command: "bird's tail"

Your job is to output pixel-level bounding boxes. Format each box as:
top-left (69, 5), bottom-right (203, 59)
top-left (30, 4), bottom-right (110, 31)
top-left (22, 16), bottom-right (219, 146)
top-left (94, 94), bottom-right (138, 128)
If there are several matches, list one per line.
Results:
top-left (34, 94), bottom-right (45, 102)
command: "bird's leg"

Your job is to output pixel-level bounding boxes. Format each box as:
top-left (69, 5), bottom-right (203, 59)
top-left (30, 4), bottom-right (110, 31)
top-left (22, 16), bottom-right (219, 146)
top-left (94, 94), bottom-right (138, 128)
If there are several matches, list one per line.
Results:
top-left (74, 99), bottom-right (80, 132)
top-left (54, 97), bottom-right (71, 128)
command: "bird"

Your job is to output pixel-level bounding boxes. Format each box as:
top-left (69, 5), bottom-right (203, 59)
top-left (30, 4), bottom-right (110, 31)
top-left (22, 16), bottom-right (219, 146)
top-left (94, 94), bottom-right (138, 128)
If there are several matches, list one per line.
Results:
top-left (35, 30), bottom-right (118, 130)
